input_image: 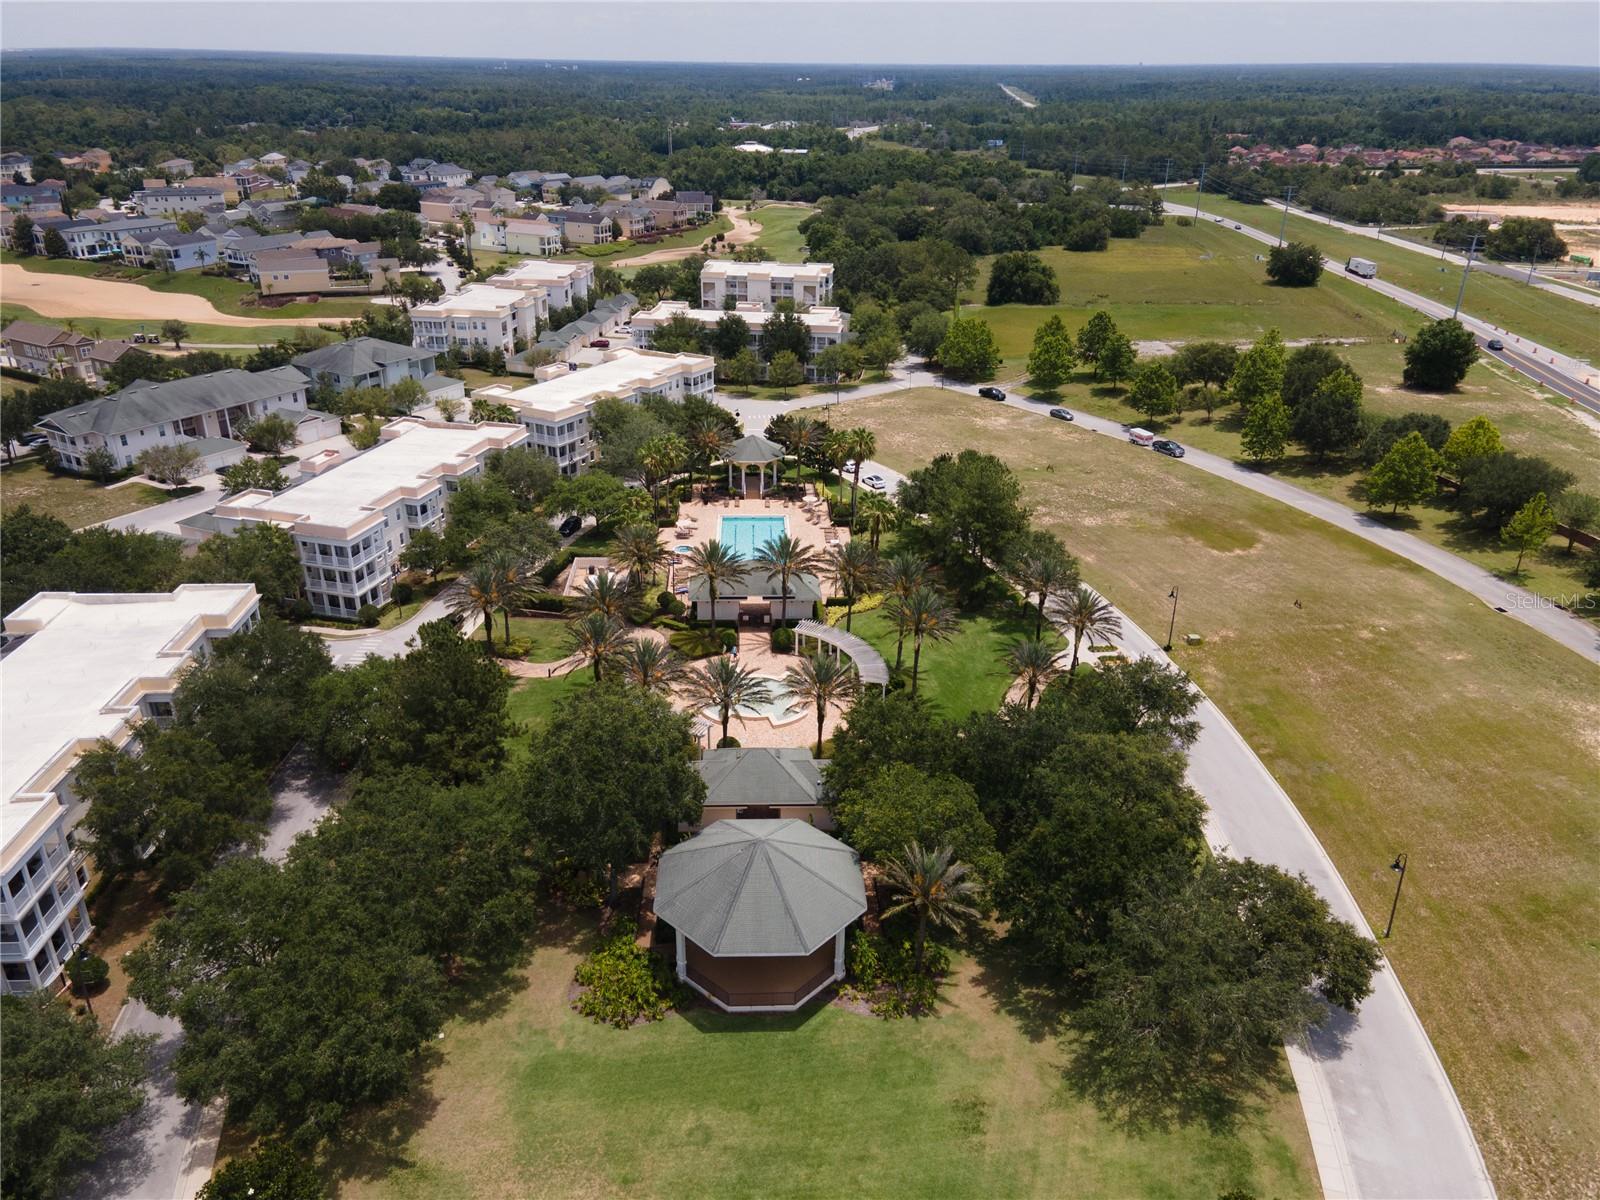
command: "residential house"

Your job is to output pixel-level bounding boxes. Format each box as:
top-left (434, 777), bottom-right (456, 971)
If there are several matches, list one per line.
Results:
top-left (58, 149), bottom-right (112, 173)
top-left (204, 419), bottom-right (528, 618)
top-left (120, 229), bottom-right (218, 272)
top-left (1, 153), bottom-right (34, 182)
top-left (258, 151), bottom-right (289, 168)
top-left (399, 158), bottom-right (437, 184)
top-left (700, 260), bottom-right (834, 310)
top-left (220, 228), bottom-right (331, 272)
top-left (599, 201), bottom-right (655, 240)
top-left (290, 337), bottom-right (440, 393)
top-left (469, 348), bottom-right (713, 475)
top-left (408, 284), bottom-right (544, 357)
top-left (132, 185), bottom-right (225, 215)
top-left (224, 157), bottom-right (258, 175)
top-left (673, 191), bottom-right (715, 217)
top-left (2, 321), bottom-right (136, 386)
top-left (1, 585), bottom-right (261, 995)
top-left (34, 215), bottom-right (178, 260)
top-left (555, 210), bottom-right (614, 246)
top-left (469, 213), bottom-right (564, 256)
top-left (156, 157), bottom-right (195, 178)
top-left (532, 292), bottom-right (636, 362)
top-left (632, 300), bottom-right (850, 379)
top-left (253, 241), bottom-right (397, 296)
top-left (354, 157), bottom-right (392, 180)
top-left (230, 172), bottom-right (277, 200)
top-left (418, 188), bottom-right (483, 227)
top-left (635, 176), bottom-right (673, 200)
top-left (636, 199), bottom-right (695, 229)
top-left (284, 159), bottom-right (315, 184)
top-left (470, 181), bottom-right (517, 211)
top-left (36, 366), bottom-right (311, 473)
top-left (180, 175), bottom-right (242, 204)
top-left (2, 183), bottom-right (64, 213)
top-left (732, 141), bottom-right (775, 154)
top-left (425, 162), bottom-right (472, 188)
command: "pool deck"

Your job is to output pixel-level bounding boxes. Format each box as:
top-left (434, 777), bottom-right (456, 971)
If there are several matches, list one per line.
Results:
top-left (661, 490), bottom-right (846, 567)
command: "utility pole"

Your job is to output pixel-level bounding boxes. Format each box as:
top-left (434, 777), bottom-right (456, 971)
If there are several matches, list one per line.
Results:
top-left (1069, 152), bottom-right (1079, 185)
top-left (1277, 186), bottom-right (1295, 246)
top-left (1162, 158), bottom-right (1172, 187)
top-left (1453, 235), bottom-right (1483, 318)
top-left (1119, 155), bottom-right (1128, 183)
top-left (1526, 257), bottom-right (1537, 285)
top-left (1194, 163), bottom-right (1206, 218)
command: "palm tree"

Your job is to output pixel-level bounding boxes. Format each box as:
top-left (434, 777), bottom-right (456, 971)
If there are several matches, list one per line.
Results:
top-left (613, 524), bottom-right (670, 588)
top-left (684, 539), bottom-right (746, 640)
top-left (615, 637), bottom-right (689, 694)
top-left (685, 656), bottom-right (773, 745)
top-left (687, 417), bottom-right (732, 485)
top-left (567, 612), bottom-right (629, 682)
top-left (821, 429), bottom-right (851, 490)
top-left (877, 553), bottom-right (928, 669)
top-left (880, 842), bottom-right (984, 971)
top-left (451, 560), bottom-right (502, 649)
top-left (572, 569), bottom-right (636, 623)
top-left (1004, 638), bottom-right (1061, 708)
top-left (485, 547), bottom-right (528, 642)
top-left (787, 414), bottom-right (820, 487)
top-left (1060, 585), bottom-right (1122, 687)
top-left (843, 427), bottom-right (876, 526)
top-left (824, 540), bottom-right (877, 631)
top-left (783, 650), bottom-right (860, 757)
top-left (897, 584), bottom-right (957, 697)
top-left (753, 533), bottom-right (822, 627)
top-left (857, 491), bottom-right (897, 553)
top-left (1014, 553), bottom-right (1076, 639)
top-left (639, 432), bottom-right (687, 519)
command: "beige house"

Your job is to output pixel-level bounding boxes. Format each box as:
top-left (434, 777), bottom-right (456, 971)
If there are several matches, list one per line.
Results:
top-left (701, 260), bottom-right (834, 310)
top-left (2, 321), bottom-right (136, 385)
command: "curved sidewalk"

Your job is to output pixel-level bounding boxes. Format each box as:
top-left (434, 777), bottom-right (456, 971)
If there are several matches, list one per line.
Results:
top-left (1054, 596), bottom-right (1496, 1200)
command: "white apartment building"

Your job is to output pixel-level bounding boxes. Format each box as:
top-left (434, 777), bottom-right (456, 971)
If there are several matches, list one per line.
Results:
top-left (471, 348), bottom-right (714, 476)
top-left (484, 259), bottom-right (595, 312)
top-left (631, 300), bottom-right (851, 378)
top-left (700, 260), bottom-right (834, 310)
top-left (37, 366), bottom-right (310, 474)
top-left (1, 584), bottom-right (260, 995)
top-left (409, 284), bottom-right (543, 357)
top-left (131, 185), bottom-right (225, 215)
top-left (207, 419), bottom-right (528, 618)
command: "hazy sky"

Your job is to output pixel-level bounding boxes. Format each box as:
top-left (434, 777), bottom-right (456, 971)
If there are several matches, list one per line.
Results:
top-left (2, 1), bottom-right (1597, 68)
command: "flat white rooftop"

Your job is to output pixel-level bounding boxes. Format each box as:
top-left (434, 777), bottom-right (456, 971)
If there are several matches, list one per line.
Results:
top-left (2, 584), bottom-right (257, 853)
top-left (635, 300), bottom-right (846, 332)
top-left (701, 260), bottom-right (831, 280)
top-left (412, 283), bottom-right (529, 315)
top-left (219, 419), bottom-right (526, 530)
top-left (488, 349), bottom-right (713, 415)
top-left (489, 260), bottom-right (590, 285)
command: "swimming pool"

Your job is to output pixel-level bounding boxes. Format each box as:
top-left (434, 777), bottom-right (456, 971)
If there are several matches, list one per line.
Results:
top-left (718, 515), bottom-right (788, 559)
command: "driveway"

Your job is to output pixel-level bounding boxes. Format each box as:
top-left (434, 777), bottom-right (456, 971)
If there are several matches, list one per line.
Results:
top-left (98, 483), bottom-right (224, 536)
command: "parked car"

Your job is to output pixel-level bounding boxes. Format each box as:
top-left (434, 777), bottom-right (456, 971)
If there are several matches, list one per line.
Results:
top-left (977, 386), bottom-right (1006, 401)
top-left (863, 474), bottom-right (886, 490)
top-left (558, 515), bottom-right (582, 537)
top-left (590, 338), bottom-right (610, 349)
top-left (1233, 224), bottom-right (1243, 230)
top-left (1153, 439), bottom-right (1186, 458)
top-left (1048, 408), bottom-right (1074, 422)
top-left (18, 433), bottom-right (47, 447)
top-left (1487, 338), bottom-right (1505, 351)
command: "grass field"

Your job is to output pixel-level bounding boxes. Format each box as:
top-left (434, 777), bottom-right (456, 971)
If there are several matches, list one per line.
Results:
top-left (1, 302), bottom-right (323, 347)
top-left (559, 216), bottom-right (733, 264)
top-left (1, 250), bottom-right (375, 320)
top-left (504, 670), bottom-right (592, 757)
top-left (846, 604), bottom-right (1060, 718)
top-left (825, 387), bottom-right (1600, 1200)
top-left (962, 221), bottom-right (1420, 359)
top-left (746, 204), bottom-right (814, 259)
top-left (1008, 339), bottom-right (1600, 616)
top-left (0, 457), bottom-right (170, 527)
top-left (1164, 191), bottom-right (1600, 362)
top-left (329, 914), bottom-right (1318, 1200)
top-left (504, 615), bottom-right (577, 661)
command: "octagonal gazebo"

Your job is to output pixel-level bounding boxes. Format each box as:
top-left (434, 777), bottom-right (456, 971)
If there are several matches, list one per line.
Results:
top-left (654, 819), bottom-right (867, 1013)
top-left (720, 433), bottom-right (787, 496)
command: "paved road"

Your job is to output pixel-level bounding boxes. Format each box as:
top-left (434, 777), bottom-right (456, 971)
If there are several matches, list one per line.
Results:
top-left (99, 484), bottom-right (224, 536)
top-left (1192, 205), bottom-right (1600, 414)
top-left (1061, 598), bottom-right (1495, 1200)
top-left (1260, 198), bottom-right (1600, 309)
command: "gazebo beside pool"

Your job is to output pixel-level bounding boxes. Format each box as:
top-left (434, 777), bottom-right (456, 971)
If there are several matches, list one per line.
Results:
top-left (720, 433), bottom-right (787, 496)
top-left (654, 819), bottom-right (867, 1013)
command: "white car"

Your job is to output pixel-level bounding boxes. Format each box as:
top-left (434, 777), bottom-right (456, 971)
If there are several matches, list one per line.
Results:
top-left (863, 474), bottom-right (887, 491)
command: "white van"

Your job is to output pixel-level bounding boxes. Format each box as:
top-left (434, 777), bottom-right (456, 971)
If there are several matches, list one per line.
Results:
top-left (1128, 428), bottom-right (1156, 447)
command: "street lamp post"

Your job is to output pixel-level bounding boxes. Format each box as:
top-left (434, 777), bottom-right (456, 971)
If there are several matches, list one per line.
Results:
top-left (1164, 586), bottom-right (1179, 651)
top-left (1383, 852), bottom-right (1409, 939)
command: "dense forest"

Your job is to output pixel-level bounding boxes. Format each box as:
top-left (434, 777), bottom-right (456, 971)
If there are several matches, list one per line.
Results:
top-left (4, 55), bottom-right (1596, 196)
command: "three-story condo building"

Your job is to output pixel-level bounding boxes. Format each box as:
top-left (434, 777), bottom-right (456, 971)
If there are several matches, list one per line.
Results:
top-left (700, 260), bottom-right (834, 310)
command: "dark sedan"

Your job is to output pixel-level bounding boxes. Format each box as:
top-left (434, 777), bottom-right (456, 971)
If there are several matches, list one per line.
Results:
top-left (1152, 439), bottom-right (1186, 459)
top-left (977, 386), bottom-right (1006, 401)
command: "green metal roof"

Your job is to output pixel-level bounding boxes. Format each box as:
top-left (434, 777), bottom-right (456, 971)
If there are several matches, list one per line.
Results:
top-left (655, 819), bottom-right (866, 957)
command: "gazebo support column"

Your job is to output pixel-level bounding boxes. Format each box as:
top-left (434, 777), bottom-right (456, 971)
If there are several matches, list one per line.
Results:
top-left (675, 929), bottom-right (687, 982)
top-left (833, 930), bottom-right (845, 980)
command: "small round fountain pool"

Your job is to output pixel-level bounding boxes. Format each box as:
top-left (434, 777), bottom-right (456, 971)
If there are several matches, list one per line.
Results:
top-left (701, 677), bottom-right (806, 727)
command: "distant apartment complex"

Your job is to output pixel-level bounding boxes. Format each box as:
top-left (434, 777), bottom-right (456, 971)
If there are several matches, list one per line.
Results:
top-left (471, 348), bottom-right (715, 475)
top-left (632, 300), bottom-right (850, 376)
top-left (700, 260), bottom-right (834, 310)
top-left (205, 419), bottom-right (528, 618)
top-left (1, 585), bottom-right (261, 995)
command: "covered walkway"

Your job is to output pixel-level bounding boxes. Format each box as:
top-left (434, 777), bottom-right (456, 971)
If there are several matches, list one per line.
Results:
top-left (793, 619), bottom-right (889, 691)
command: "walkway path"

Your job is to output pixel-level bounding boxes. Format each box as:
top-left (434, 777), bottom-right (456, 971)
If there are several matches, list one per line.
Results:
top-left (0, 263), bottom-right (340, 326)
top-left (1045, 595), bottom-right (1496, 1200)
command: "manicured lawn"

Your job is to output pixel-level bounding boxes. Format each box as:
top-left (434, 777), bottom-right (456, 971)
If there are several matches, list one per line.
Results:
top-left (847, 604), bottom-right (1060, 719)
top-left (746, 204), bottom-right (814, 259)
top-left (504, 615), bottom-right (576, 661)
top-left (559, 216), bottom-right (732, 264)
top-left (329, 916), bottom-right (1317, 1200)
top-left (504, 671), bottom-right (592, 757)
top-left (1009, 339), bottom-right (1600, 617)
top-left (1, 302), bottom-right (317, 347)
top-left (1164, 190), bottom-right (1600, 362)
top-left (826, 387), bottom-right (1600, 1200)
top-left (0, 457), bottom-right (171, 528)
top-left (962, 220), bottom-right (1420, 362)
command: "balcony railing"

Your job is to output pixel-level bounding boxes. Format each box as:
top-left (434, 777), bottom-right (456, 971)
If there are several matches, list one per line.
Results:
top-left (686, 962), bottom-right (837, 1010)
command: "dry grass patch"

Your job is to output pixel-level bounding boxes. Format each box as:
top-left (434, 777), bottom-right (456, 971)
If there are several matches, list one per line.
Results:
top-left (831, 387), bottom-right (1600, 1200)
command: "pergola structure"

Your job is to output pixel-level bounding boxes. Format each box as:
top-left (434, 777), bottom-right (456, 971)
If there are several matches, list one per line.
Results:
top-left (793, 619), bottom-right (890, 692)
top-left (720, 433), bottom-right (786, 496)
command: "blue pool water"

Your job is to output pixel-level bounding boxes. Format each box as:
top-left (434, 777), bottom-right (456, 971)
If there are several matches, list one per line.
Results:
top-left (718, 515), bottom-right (788, 559)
